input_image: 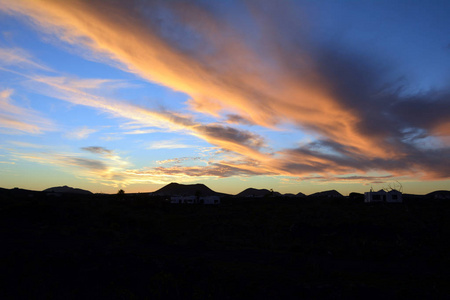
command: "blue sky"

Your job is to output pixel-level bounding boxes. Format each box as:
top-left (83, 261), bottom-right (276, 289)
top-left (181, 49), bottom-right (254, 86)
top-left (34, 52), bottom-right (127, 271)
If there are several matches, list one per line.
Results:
top-left (1, 0), bottom-right (449, 195)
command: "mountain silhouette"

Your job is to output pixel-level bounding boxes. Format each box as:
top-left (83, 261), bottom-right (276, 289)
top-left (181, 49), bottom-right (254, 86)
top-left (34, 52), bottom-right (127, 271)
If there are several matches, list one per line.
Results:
top-left (1, 183), bottom-right (449, 199)
top-left (43, 185), bottom-right (93, 195)
top-left (236, 188), bottom-right (281, 198)
top-left (151, 182), bottom-right (227, 197)
top-left (426, 190), bottom-right (450, 199)
top-left (308, 190), bottom-right (343, 198)
top-left (284, 193), bottom-right (296, 197)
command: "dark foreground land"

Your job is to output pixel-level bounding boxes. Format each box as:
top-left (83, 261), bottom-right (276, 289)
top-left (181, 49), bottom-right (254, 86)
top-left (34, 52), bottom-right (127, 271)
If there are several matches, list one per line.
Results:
top-left (1, 193), bottom-right (450, 299)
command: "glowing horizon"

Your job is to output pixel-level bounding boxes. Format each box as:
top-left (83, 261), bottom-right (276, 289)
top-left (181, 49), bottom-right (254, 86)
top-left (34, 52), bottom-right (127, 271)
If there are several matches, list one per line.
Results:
top-left (1, 0), bottom-right (449, 196)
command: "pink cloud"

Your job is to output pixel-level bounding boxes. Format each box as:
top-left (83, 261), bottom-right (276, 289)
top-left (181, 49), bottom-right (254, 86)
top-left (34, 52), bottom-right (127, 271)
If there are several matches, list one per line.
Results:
top-left (2, 0), bottom-right (449, 182)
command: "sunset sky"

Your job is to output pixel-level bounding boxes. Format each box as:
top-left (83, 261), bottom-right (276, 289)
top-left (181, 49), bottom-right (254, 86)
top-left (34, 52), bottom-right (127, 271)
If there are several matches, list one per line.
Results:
top-left (1, 0), bottom-right (449, 195)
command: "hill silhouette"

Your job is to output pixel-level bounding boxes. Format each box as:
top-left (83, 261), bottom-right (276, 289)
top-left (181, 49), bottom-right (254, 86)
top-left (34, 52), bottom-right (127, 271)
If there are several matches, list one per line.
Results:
top-left (308, 189), bottom-right (343, 198)
top-left (0, 187), bottom-right (40, 198)
top-left (151, 182), bottom-right (228, 197)
top-left (236, 188), bottom-right (282, 197)
top-left (43, 185), bottom-right (92, 195)
top-left (426, 190), bottom-right (450, 199)
top-left (2, 183), bottom-right (448, 199)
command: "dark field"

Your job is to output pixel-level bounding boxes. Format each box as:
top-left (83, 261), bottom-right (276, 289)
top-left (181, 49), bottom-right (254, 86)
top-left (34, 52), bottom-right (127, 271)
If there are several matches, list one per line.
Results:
top-left (1, 194), bottom-right (450, 299)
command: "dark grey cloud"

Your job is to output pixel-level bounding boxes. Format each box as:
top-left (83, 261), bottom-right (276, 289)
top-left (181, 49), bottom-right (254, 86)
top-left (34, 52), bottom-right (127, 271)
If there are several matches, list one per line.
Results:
top-left (266, 39), bottom-right (450, 179)
top-left (197, 124), bottom-right (265, 150)
top-left (226, 114), bottom-right (255, 126)
top-left (81, 146), bottom-right (113, 155)
top-left (392, 91), bottom-right (450, 135)
top-left (65, 156), bottom-right (108, 171)
top-left (280, 138), bottom-right (450, 179)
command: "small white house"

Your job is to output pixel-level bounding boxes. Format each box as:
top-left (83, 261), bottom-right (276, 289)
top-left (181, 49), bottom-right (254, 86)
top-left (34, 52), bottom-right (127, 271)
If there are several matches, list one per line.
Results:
top-left (364, 189), bottom-right (402, 203)
top-left (170, 195), bottom-right (220, 205)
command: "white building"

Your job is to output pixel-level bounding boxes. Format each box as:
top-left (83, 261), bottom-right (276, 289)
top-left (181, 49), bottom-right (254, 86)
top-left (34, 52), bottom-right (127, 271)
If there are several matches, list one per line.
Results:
top-left (364, 190), bottom-right (402, 203)
top-left (170, 195), bottom-right (220, 205)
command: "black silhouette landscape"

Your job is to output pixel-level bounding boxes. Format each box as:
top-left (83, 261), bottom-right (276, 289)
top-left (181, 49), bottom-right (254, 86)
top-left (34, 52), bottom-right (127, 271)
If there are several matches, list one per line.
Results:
top-left (2, 183), bottom-right (450, 298)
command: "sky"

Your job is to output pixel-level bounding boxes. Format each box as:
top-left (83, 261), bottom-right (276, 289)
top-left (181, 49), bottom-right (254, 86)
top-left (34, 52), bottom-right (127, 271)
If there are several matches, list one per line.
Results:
top-left (0, 0), bottom-right (449, 196)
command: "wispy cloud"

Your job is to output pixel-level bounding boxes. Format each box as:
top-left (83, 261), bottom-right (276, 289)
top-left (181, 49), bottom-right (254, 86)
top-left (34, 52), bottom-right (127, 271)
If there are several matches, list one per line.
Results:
top-left (0, 88), bottom-right (54, 134)
top-left (23, 72), bottom-right (270, 161)
top-left (296, 174), bottom-right (397, 184)
top-left (123, 129), bottom-right (158, 135)
top-left (100, 134), bottom-right (123, 142)
top-left (1, 0), bottom-right (449, 183)
top-left (80, 146), bottom-right (124, 163)
top-left (7, 140), bottom-right (45, 148)
top-left (157, 157), bottom-right (202, 165)
top-left (65, 126), bottom-right (97, 140)
top-left (147, 140), bottom-right (195, 150)
top-left (126, 161), bottom-right (269, 180)
top-left (13, 148), bottom-right (131, 187)
top-left (81, 146), bottom-right (112, 155)
top-left (0, 47), bottom-right (50, 71)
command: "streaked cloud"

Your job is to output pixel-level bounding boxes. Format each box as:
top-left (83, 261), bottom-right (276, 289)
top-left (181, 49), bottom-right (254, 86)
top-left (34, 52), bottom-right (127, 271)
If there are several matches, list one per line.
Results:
top-left (157, 157), bottom-right (202, 165)
top-left (21, 72), bottom-right (270, 161)
top-left (226, 114), bottom-right (255, 126)
top-left (81, 146), bottom-right (113, 155)
top-left (100, 134), bottom-right (123, 142)
top-left (65, 156), bottom-right (108, 172)
top-left (0, 0), bottom-right (449, 189)
top-left (126, 161), bottom-right (269, 180)
top-left (0, 88), bottom-right (54, 134)
top-left (65, 126), bottom-right (97, 140)
top-left (147, 140), bottom-right (195, 150)
top-left (7, 140), bottom-right (45, 148)
top-left (0, 47), bottom-right (50, 70)
top-left (13, 148), bottom-right (131, 187)
top-left (296, 174), bottom-right (397, 184)
top-left (123, 129), bottom-right (158, 135)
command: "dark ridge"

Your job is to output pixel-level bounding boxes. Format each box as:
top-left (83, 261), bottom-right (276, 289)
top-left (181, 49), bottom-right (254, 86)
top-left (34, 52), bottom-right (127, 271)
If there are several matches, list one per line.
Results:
top-left (43, 185), bottom-right (93, 195)
top-left (308, 189), bottom-right (343, 198)
top-left (426, 190), bottom-right (450, 199)
top-left (0, 187), bottom-right (41, 198)
top-left (236, 188), bottom-right (281, 197)
top-left (151, 182), bottom-right (228, 197)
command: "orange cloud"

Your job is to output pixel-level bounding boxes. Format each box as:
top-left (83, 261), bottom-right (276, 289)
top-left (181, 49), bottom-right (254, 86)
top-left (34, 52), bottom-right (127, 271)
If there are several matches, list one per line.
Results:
top-left (20, 72), bottom-right (271, 163)
top-left (2, 0), bottom-right (449, 181)
top-left (2, 1), bottom-right (390, 156)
